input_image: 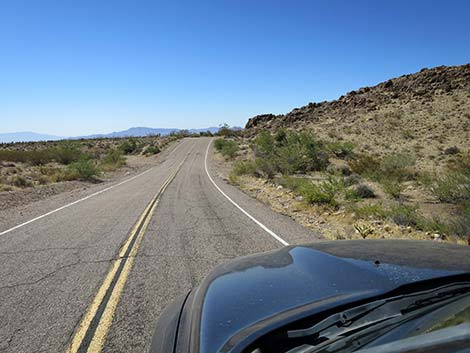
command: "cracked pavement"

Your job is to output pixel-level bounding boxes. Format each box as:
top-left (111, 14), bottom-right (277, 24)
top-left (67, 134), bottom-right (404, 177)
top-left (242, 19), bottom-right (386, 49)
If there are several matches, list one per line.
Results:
top-left (0, 138), bottom-right (320, 353)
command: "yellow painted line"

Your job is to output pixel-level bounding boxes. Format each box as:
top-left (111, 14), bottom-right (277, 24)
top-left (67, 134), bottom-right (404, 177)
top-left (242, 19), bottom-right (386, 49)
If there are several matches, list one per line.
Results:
top-left (66, 158), bottom-right (186, 353)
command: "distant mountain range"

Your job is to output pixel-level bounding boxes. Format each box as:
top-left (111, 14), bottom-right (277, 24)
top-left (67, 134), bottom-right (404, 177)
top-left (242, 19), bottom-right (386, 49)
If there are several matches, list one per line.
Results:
top-left (0, 132), bottom-right (64, 143)
top-left (0, 126), bottom-right (237, 143)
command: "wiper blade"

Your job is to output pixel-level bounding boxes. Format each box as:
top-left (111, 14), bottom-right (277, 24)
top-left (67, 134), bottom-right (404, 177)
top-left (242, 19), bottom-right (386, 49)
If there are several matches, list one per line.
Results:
top-left (288, 300), bottom-right (387, 338)
top-left (286, 283), bottom-right (470, 353)
top-left (288, 294), bottom-right (470, 353)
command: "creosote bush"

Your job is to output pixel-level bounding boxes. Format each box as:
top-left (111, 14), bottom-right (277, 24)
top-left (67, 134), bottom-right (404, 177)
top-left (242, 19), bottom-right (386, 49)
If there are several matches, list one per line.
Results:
top-left (214, 139), bottom-right (239, 159)
top-left (349, 184), bottom-right (375, 199)
top-left (251, 130), bottom-right (329, 177)
top-left (53, 141), bottom-right (84, 164)
top-left (349, 152), bottom-right (415, 198)
top-left (119, 138), bottom-right (140, 154)
top-left (430, 154), bottom-right (470, 204)
top-left (68, 159), bottom-right (100, 181)
top-left (144, 145), bottom-right (161, 155)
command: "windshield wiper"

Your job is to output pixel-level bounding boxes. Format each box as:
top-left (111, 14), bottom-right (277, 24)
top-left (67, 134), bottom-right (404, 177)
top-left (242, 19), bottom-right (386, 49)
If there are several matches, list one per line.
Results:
top-left (286, 283), bottom-right (470, 353)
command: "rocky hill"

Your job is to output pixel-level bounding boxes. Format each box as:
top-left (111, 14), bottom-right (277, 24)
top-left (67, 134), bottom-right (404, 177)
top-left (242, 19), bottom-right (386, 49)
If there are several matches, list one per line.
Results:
top-left (246, 64), bottom-right (470, 171)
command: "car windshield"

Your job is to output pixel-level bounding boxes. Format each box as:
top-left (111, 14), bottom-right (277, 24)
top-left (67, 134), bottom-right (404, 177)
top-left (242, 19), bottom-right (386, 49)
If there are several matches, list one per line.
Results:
top-left (245, 283), bottom-right (470, 353)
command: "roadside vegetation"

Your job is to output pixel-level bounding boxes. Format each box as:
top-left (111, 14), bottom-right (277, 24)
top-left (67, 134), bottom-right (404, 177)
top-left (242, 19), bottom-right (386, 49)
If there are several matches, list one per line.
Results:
top-left (0, 133), bottom-right (187, 191)
top-left (215, 129), bottom-right (470, 245)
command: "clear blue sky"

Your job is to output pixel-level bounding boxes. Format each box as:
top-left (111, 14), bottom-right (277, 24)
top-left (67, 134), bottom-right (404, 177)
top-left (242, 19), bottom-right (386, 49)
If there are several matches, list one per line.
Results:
top-left (1, 0), bottom-right (469, 136)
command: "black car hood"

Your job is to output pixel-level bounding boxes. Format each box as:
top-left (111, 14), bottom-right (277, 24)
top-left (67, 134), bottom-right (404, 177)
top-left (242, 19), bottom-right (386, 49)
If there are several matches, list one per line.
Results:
top-left (169, 240), bottom-right (470, 353)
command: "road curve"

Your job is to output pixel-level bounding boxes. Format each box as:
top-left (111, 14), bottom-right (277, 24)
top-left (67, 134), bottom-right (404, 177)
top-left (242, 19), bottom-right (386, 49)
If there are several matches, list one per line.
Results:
top-left (0, 137), bottom-right (320, 353)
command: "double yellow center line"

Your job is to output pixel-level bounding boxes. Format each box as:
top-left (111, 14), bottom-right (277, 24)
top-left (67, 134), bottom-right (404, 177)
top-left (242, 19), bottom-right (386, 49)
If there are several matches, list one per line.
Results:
top-left (67, 157), bottom-right (187, 353)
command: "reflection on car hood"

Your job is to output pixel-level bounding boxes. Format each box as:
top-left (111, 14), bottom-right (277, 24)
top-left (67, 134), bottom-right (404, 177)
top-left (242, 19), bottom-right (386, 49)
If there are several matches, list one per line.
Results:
top-left (193, 240), bottom-right (470, 353)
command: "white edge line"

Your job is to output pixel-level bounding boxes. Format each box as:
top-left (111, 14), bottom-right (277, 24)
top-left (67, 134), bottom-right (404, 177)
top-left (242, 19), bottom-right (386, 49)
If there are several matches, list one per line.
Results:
top-left (204, 138), bottom-right (289, 246)
top-left (0, 139), bottom-right (186, 236)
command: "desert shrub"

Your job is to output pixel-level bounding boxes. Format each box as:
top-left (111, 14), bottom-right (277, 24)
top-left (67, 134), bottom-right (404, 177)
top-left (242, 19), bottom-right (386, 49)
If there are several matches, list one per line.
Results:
top-left (214, 139), bottom-right (239, 159)
top-left (119, 138), bottom-right (139, 154)
top-left (280, 176), bottom-right (344, 207)
top-left (231, 160), bottom-right (256, 176)
top-left (450, 205), bottom-right (470, 243)
top-left (103, 149), bottom-right (125, 164)
top-left (27, 150), bottom-right (55, 165)
top-left (350, 153), bottom-right (415, 199)
top-left (431, 173), bottom-right (470, 204)
top-left (217, 124), bottom-right (239, 137)
top-left (326, 141), bottom-right (355, 159)
top-left (351, 204), bottom-right (387, 219)
top-left (344, 174), bottom-right (361, 186)
top-left (0, 150), bottom-right (24, 163)
top-left (348, 184), bottom-right (375, 199)
top-left (448, 153), bottom-right (470, 173)
top-left (349, 154), bottom-right (381, 177)
top-left (39, 165), bottom-right (60, 176)
top-left (253, 131), bottom-right (275, 157)
top-left (53, 141), bottom-right (83, 164)
top-left (101, 149), bottom-right (126, 171)
top-left (381, 179), bottom-right (404, 199)
top-left (350, 153), bottom-right (415, 182)
top-left (11, 175), bottom-right (32, 188)
top-left (444, 146), bottom-right (460, 155)
top-left (36, 175), bottom-right (49, 185)
top-left (144, 145), bottom-right (160, 155)
top-left (252, 130), bottom-right (329, 175)
top-left (327, 163), bottom-right (352, 176)
top-left (387, 204), bottom-right (419, 227)
top-left (214, 138), bottom-right (225, 151)
top-left (68, 159), bottom-right (100, 181)
top-left (380, 153), bottom-right (416, 181)
top-left (0, 183), bottom-right (12, 192)
top-left (428, 153), bottom-right (470, 205)
top-left (0, 149), bottom-right (55, 165)
top-left (199, 131), bottom-right (214, 137)
top-left (250, 158), bottom-right (274, 179)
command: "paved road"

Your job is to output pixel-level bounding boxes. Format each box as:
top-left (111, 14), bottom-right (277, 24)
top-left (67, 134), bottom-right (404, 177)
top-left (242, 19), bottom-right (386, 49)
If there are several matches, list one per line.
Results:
top-left (0, 137), bottom-right (320, 353)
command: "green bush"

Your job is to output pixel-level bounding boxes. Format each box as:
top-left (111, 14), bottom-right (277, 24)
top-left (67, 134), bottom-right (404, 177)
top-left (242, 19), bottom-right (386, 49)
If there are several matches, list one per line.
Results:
top-left (217, 123), bottom-right (239, 137)
top-left (68, 159), bottom-right (100, 180)
top-left (252, 130), bottom-right (329, 175)
top-left (350, 153), bottom-right (415, 199)
top-left (381, 179), bottom-right (404, 199)
top-left (349, 154), bottom-right (381, 177)
top-left (231, 160), bottom-right (256, 176)
top-left (280, 176), bottom-right (344, 207)
top-left (451, 205), bottom-right (470, 243)
top-left (426, 153), bottom-right (469, 206)
top-left (350, 153), bottom-right (415, 182)
top-left (119, 138), bottom-right (139, 154)
top-left (431, 172), bottom-right (470, 204)
top-left (380, 153), bottom-right (415, 181)
top-left (351, 204), bottom-right (387, 219)
top-left (348, 184), bottom-right (375, 199)
top-left (387, 204), bottom-right (419, 227)
top-left (11, 175), bottom-right (32, 188)
top-left (145, 145), bottom-right (160, 155)
top-left (214, 139), bottom-right (239, 159)
top-left (53, 141), bottom-right (83, 165)
top-left (103, 149), bottom-right (125, 166)
top-left (344, 174), bottom-right (361, 186)
top-left (214, 138), bottom-right (226, 151)
top-left (326, 141), bottom-right (355, 159)
top-left (28, 150), bottom-right (55, 165)
top-left (0, 149), bottom-right (55, 165)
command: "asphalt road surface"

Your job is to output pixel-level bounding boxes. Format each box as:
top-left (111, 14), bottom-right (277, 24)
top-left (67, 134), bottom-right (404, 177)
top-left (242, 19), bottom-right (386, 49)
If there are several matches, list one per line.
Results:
top-left (0, 137), bottom-right (320, 353)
